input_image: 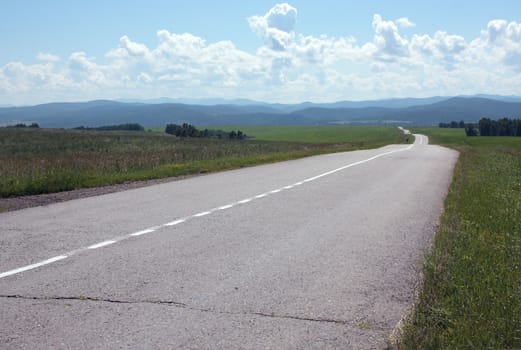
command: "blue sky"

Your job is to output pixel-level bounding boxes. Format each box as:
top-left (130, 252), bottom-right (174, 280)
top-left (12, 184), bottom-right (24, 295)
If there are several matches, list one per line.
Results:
top-left (1, 1), bottom-right (521, 104)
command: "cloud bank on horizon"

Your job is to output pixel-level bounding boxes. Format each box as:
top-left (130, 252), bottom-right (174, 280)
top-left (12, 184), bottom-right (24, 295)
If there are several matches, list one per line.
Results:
top-left (1, 3), bottom-right (521, 105)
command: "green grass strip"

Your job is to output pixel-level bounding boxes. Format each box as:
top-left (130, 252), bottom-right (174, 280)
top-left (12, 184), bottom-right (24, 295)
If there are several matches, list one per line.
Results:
top-left (400, 128), bottom-right (521, 349)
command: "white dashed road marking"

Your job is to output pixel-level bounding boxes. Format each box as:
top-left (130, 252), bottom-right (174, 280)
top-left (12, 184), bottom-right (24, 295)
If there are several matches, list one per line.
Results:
top-left (217, 204), bottom-right (234, 210)
top-left (164, 219), bottom-right (186, 227)
top-left (0, 255), bottom-right (68, 279)
top-left (87, 240), bottom-right (117, 250)
top-left (0, 143), bottom-right (418, 279)
top-left (130, 229), bottom-right (156, 237)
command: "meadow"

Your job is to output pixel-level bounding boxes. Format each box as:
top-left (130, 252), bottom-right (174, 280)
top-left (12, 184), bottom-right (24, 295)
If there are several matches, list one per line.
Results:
top-left (400, 128), bottom-right (521, 349)
top-left (202, 125), bottom-right (399, 144)
top-left (0, 126), bottom-right (405, 198)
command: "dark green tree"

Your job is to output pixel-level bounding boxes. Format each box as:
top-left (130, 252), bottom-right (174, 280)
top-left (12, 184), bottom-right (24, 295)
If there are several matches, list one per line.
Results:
top-left (165, 123), bottom-right (179, 135)
top-left (465, 124), bottom-right (479, 136)
top-left (479, 118), bottom-right (492, 136)
top-left (478, 117), bottom-right (521, 137)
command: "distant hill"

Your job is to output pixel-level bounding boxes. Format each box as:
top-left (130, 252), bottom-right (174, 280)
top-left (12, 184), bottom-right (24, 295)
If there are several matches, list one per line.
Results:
top-left (118, 96), bottom-right (450, 111)
top-left (301, 97), bottom-right (521, 125)
top-left (1, 96), bottom-right (520, 128)
top-left (467, 94), bottom-right (521, 103)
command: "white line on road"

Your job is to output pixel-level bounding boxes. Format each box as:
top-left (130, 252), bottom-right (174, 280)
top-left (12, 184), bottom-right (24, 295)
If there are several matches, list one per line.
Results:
top-left (87, 240), bottom-right (117, 249)
top-left (0, 143), bottom-right (418, 279)
top-left (164, 219), bottom-right (186, 226)
top-left (130, 229), bottom-right (156, 236)
top-left (0, 255), bottom-right (68, 279)
top-left (238, 198), bottom-right (253, 204)
top-left (217, 204), bottom-right (234, 210)
top-left (415, 134), bottom-right (426, 145)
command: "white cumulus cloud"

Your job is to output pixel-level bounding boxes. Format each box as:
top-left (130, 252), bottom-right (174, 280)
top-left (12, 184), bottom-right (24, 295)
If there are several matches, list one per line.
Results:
top-left (248, 3), bottom-right (297, 51)
top-left (1, 4), bottom-right (521, 105)
top-left (482, 19), bottom-right (521, 69)
top-left (396, 17), bottom-right (415, 29)
top-left (370, 14), bottom-right (410, 60)
top-left (107, 36), bottom-right (151, 60)
top-left (410, 31), bottom-right (467, 69)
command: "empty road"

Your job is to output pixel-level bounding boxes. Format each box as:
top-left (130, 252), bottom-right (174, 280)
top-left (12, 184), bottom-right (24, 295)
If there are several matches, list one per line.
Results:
top-left (0, 135), bottom-right (457, 349)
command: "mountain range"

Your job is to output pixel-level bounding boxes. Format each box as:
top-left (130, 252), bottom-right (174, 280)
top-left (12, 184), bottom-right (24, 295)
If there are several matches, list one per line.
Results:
top-left (1, 95), bottom-right (520, 128)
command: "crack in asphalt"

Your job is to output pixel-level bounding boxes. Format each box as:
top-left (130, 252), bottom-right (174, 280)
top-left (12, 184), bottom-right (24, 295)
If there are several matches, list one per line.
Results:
top-left (246, 311), bottom-right (349, 325)
top-left (0, 294), bottom-right (373, 328)
top-left (0, 294), bottom-right (187, 307)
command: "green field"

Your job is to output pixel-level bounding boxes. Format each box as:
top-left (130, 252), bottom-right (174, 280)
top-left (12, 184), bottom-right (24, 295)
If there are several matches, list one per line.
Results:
top-left (204, 125), bottom-right (400, 144)
top-left (400, 128), bottom-right (521, 349)
top-left (0, 126), bottom-right (406, 200)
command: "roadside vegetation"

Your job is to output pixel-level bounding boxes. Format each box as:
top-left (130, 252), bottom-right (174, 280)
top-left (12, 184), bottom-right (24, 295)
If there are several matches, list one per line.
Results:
top-left (0, 126), bottom-right (406, 198)
top-left (400, 127), bottom-right (521, 349)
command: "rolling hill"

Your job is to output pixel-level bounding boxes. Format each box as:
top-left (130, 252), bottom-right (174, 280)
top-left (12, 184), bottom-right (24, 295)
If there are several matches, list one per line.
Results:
top-left (0, 96), bottom-right (520, 128)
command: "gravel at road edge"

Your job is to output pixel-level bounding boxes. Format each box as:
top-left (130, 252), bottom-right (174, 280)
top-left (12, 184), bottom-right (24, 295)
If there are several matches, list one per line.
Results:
top-left (0, 175), bottom-right (200, 213)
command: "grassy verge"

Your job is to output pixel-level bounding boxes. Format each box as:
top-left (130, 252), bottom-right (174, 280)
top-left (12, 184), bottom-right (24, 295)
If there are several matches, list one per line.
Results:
top-left (400, 128), bottom-right (521, 349)
top-left (0, 126), bottom-right (405, 198)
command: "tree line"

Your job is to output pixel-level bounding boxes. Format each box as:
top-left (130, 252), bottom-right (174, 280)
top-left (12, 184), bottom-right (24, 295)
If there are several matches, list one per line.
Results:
top-left (441, 118), bottom-right (521, 137)
top-left (165, 123), bottom-right (247, 139)
top-left (74, 123), bottom-right (145, 131)
top-left (4, 123), bottom-right (40, 128)
top-left (439, 121), bottom-right (465, 128)
top-left (477, 118), bottom-right (521, 136)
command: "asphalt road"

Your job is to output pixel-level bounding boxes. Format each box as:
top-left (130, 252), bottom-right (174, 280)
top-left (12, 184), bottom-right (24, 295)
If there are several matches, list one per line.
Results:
top-left (0, 134), bottom-right (458, 349)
